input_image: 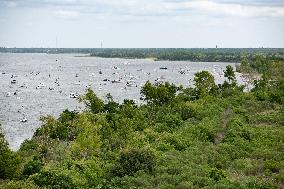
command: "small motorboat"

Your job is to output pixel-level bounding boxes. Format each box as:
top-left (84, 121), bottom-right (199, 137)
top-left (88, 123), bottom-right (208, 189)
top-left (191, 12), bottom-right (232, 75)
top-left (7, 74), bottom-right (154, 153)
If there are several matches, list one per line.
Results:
top-left (36, 83), bottom-right (46, 89)
top-left (126, 81), bottom-right (137, 87)
top-left (111, 79), bottom-right (123, 83)
top-left (11, 79), bottom-right (17, 84)
top-left (20, 117), bottom-right (28, 123)
top-left (70, 93), bottom-right (79, 98)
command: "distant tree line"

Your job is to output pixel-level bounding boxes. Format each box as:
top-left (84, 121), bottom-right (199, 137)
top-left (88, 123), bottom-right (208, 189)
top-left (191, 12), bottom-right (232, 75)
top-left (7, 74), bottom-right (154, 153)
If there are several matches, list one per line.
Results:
top-left (90, 48), bottom-right (284, 62)
top-left (1, 48), bottom-right (284, 62)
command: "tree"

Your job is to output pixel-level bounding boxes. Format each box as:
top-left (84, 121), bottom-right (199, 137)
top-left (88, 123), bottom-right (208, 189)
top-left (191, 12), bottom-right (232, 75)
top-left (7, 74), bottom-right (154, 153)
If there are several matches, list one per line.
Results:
top-left (141, 81), bottom-right (179, 105)
top-left (193, 71), bottom-right (216, 97)
top-left (224, 65), bottom-right (236, 84)
top-left (104, 93), bottom-right (119, 113)
top-left (79, 89), bottom-right (104, 114)
top-left (0, 129), bottom-right (21, 179)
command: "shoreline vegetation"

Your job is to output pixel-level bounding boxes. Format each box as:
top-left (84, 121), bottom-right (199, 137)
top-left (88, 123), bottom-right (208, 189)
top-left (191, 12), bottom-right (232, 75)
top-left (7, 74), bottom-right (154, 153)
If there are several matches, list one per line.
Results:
top-left (0, 48), bottom-right (284, 62)
top-left (1, 54), bottom-right (284, 188)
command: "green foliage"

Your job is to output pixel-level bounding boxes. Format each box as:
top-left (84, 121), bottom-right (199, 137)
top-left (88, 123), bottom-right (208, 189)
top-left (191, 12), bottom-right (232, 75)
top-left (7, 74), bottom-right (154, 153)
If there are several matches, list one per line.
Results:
top-left (22, 156), bottom-right (43, 177)
top-left (141, 81), bottom-right (180, 105)
top-left (224, 65), bottom-right (236, 82)
top-left (79, 88), bottom-right (104, 114)
top-left (193, 71), bottom-right (216, 97)
top-left (0, 130), bottom-right (21, 179)
top-left (88, 48), bottom-right (284, 62)
top-left (34, 110), bottom-right (80, 141)
top-left (209, 168), bottom-right (226, 182)
top-left (1, 56), bottom-right (284, 188)
top-left (32, 170), bottom-right (75, 189)
top-left (0, 180), bottom-right (39, 189)
top-left (110, 149), bottom-right (156, 177)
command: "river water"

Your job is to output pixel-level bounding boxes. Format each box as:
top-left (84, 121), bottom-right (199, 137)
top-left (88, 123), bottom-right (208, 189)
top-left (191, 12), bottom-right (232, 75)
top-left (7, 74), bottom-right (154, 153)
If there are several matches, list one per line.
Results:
top-left (0, 53), bottom-right (245, 150)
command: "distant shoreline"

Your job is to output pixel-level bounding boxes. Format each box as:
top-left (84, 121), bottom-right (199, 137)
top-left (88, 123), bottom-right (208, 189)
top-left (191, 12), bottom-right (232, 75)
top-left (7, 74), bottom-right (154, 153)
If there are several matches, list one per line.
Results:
top-left (1, 48), bottom-right (283, 62)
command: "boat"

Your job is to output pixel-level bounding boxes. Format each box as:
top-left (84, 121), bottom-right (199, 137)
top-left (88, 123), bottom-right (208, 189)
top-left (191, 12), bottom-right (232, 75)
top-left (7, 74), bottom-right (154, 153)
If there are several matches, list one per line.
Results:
top-left (20, 117), bottom-right (28, 123)
top-left (70, 93), bottom-right (79, 98)
top-left (160, 67), bottom-right (168, 70)
top-left (111, 79), bottom-right (123, 83)
top-left (36, 83), bottom-right (46, 89)
top-left (11, 79), bottom-right (17, 84)
top-left (126, 81), bottom-right (137, 87)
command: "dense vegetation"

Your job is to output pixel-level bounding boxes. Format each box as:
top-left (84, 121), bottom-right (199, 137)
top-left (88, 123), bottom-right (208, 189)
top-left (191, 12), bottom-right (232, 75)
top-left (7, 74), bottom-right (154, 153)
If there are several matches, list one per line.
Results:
top-left (90, 48), bottom-right (284, 62)
top-left (0, 57), bottom-right (283, 188)
top-left (1, 48), bottom-right (284, 62)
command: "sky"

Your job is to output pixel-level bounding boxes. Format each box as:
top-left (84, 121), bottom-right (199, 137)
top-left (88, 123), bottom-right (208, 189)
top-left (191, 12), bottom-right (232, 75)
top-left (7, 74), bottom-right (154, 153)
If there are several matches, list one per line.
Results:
top-left (0, 0), bottom-right (284, 48)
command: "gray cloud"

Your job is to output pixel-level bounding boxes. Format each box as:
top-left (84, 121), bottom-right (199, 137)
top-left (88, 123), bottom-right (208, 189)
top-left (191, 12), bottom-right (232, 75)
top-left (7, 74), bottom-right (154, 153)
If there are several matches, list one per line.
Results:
top-left (0, 0), bottom-right (283, 48)
top-left (1, 0), bottom-right (284, 18)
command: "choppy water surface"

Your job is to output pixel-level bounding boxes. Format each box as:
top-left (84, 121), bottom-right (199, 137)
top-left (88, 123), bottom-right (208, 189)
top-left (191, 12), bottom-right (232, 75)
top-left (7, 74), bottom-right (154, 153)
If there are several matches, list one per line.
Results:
top-left (0, 53), bottom-right (245, 150)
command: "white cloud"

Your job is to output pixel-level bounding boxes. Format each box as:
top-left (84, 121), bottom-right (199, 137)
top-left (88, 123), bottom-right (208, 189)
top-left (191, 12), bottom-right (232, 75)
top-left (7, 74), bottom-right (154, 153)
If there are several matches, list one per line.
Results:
top-left (2, 0), bottom-right (284, 18)
top-left (175, 0), bottom-right (284, 17)
top-left (55, 10), bottom-right (80, 19)
top-left (0, 1), bottom-right (17, 8)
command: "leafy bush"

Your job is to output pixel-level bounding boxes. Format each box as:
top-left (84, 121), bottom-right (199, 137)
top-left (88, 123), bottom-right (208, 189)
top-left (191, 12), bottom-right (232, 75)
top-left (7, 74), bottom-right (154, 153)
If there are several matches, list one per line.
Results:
top-left (0, 131), bottom-right (21, 179)
top-left (32, 170), bottom-right (75, 189)
top-left (22, 156), bottom-right (43, 177)
top-left (35, 112), bottom-right (80, 141)
top-left (110, 149), bottom-right (156, 177)
top-left (209, 168), bottom-right (226, 182)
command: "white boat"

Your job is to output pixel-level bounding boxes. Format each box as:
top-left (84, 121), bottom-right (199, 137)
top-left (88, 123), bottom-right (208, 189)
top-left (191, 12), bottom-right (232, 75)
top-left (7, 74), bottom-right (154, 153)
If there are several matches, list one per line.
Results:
top-left (20, 117), bottom-right (28, 123)
top-left (36, 83), bottom-right (46, 89)
top-left (126, 81), bottom-right (137, 87)
top-left (70, 93), bottom-right (79, 98)
top-left (11, 79), bottom-right (17, 84)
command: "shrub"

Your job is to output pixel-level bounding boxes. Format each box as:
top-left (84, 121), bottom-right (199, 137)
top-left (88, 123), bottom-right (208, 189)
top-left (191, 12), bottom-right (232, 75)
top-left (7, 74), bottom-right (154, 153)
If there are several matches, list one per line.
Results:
top-left (19, 139), bottom-right (38, 151)
top-left (246, 179), bottom-right (278, 189)
top-left (35, 113), bottom-right (79, 141)
top-left (22, 156), bottom-right (43, 177)
top-left (32, 170), bottom-right (75, 189)
top-left (0, 131), bottom-right (21, 179)
top-left (0, 180), bottom-right (38, 189)
top-left (58, 109), bottom-right (78, 124)
top-left (209, 168), bottom-right (226, 182)
top-left (264, 160), bottom-right (281, 173)
top-left (110, 149), bottom-right (156, 177)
